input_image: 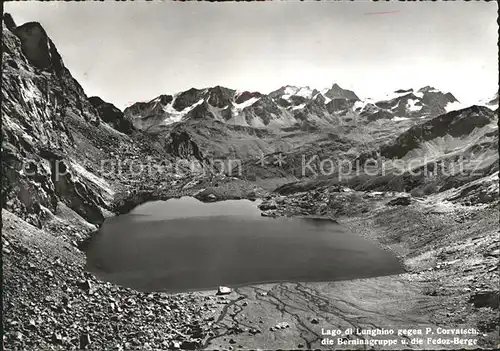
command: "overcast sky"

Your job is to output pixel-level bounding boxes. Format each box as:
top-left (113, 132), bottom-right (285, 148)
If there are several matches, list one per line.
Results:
top-left (5, 1), bottom-right (498, 109)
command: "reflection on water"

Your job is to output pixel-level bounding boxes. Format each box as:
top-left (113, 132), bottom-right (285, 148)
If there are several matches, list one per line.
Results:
top-left (86, 197), bottom-right (404, 292)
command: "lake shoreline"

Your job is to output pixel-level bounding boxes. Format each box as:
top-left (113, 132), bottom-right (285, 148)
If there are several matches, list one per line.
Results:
top-left (86, 197), bottom-right (404, 292)
top-left (3, 178), bottom-right (498, 349)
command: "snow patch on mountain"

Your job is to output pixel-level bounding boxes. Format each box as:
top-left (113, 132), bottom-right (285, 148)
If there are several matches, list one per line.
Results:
top-left (487, 103), bottom-right (499, 111)
top-left (392, 116), bottom-right (411, 121)
top-left (269, 85), bottom-right (316, 102)
top-left (291, 103), bottom-right (306, 111)
top-left (312, 92), bottom-right (330, 104)
top-left (155, 98), bottom-right (206, 125)
top-left (320, 87), bottom-right (329, 96)
top-left (295, 87), bottom-right (315, 99)
top-left (284, 86), bottom-right (299, 96)
top-left (182, 99), bottom-right (204, 112)
top-left (353, 99), bottom-right (374, 111)
top-left (445, 101), bottom-right (467, 113)
top-left (234, 97), bottom-right (260, 110)
top-left (379, 90), bottom-right (413, 102)
top-left (407, 99), bottom-right (422, 112)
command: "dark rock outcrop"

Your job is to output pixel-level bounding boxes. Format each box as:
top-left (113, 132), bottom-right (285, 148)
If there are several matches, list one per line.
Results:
top-left (240, 95), bottom-right (282, 126)
top-left (165, 130), bottom-right (204, 161)
top-left (355, 105), bottom-right (496, 165)
top-left (364, 87), bottom-right (459, 120)
top-left (387, 196), bottom-right (413, 206)
top-left (358, 103), bottom-right (394, 122)
top-left (419, 87), bottom-right (458, 117)
top-left (172, 88), bottom-right (204, 111)
top-left (183, 101), bottom-right (214, 121)
top-left (13, 21), bottom-right (64, 73)
top-left (88, 96), bottom-right (134, 134)
top-left (394, 88), bottom-right (413, 94)
top-left (325, 98), bottom-right (351, 114)
top-left (234, 91), bottom-right (262, 104)
top-left (3, 12), bottom-right (17, 31)
top-left (123, 94), bottom-right (176, 130)
top-left (323, 83), bottom-right (360, 102)
top-left (204, 85), bottom-right (235, 108)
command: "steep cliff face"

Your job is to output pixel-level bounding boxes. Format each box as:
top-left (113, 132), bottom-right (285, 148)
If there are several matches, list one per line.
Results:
top-left (1, 18), bottom-right (130, 226)
top-left (88, 96), bottom-right (134, 134)
top-left (165, 130), bottom-right (205, 161)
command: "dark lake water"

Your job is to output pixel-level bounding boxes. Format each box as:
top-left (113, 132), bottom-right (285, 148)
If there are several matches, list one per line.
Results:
top-left (85, 197), bottom-right (404, 292)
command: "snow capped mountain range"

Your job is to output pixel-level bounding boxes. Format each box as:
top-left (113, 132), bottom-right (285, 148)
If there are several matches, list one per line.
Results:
top-left (354, 86), bottom-right (461, 122)
top-left (123, 83), bottom-right (495, 131)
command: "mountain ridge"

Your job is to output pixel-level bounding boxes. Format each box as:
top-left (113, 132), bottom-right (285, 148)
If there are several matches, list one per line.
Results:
top-left (123, 83), bottom-right (475, 132)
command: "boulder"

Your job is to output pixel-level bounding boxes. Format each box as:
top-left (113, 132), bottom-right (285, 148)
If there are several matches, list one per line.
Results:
top-left (261, 211), bottom-right (278, 218)
top-left (79, 333), bottom-right (91, 349)
top-left (387, 196), bottom-right (412, 206)
top-left (216, 286), bottom-right (232, 295)
top-left (258, 201), bottom-right (277, 211)
top-left (275, 196), bottom-right (286, 204)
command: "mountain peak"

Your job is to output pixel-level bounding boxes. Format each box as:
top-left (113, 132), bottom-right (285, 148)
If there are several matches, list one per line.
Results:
top-left (12, 20), bottom-right (65, 74)
top-left (149, 94), bottom-right (174, 105)
top-left (235, 91), bottom-right (262, 104)
top-left (418, 86), bottom-right (438, 93)
top-left (394, 88), bottom-right (414, 94)
top-left (323, 83), bottom-right (359, 101)
top-left (444, 92), bottom-right (458, 103)
top-left (3, 13), bottom-right (17, 31)
top-left (204, 85), bottom-right (235, 108)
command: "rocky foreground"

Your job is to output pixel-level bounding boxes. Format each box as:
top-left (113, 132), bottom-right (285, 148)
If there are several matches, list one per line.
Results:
top-left (3, 178), bottom-right (499, 350)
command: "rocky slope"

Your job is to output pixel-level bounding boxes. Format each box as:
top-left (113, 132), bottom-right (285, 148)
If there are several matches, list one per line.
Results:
top-left (1, 14), bottom-right (217, 350)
